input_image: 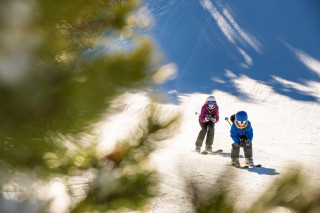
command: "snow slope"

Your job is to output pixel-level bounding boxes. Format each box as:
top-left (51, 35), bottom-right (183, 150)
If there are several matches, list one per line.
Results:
top-left (147, 78), bottom-right (320, 212)
top-left (99, 1), bottom-right (320, 212)
top-left (98, 79), bottom-right (320, 212)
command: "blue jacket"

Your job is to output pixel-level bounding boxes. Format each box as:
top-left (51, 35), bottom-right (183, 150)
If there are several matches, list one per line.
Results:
top-left (230, 121), bottom-right (253, 144)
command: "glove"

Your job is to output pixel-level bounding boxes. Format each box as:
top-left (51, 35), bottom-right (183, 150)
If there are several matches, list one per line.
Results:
top-left (240, 139), bottom-right (251, 147)
top-left (210, 117), bottom-right (216, 122)
top-left (240, 139), bottom-right (246, 147)
top-left (204, 117), bottom-right (210, 122)
top-left (245, 139), bottom-right (251, 145)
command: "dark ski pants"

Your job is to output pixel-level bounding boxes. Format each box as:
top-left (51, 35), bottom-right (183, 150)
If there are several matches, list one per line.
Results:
top-left (195, 120), bottom-right (215, 148)
top-left (231, 141), bottom-right (252, 159)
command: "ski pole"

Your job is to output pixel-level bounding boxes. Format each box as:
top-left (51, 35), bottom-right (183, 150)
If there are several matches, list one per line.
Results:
top-left (225, 117), bottom-right (232, 126)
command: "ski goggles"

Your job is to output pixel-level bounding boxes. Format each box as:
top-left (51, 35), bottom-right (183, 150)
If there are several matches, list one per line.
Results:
top-left (208, 101), bottom-right (215, 105)
top-left (237, 120), bottom-right (247, 125)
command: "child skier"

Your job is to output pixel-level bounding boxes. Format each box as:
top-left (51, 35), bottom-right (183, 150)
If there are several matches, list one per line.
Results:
top-left (230, 111), bottom-right (254, 167)
top-left (195, 96), bottom-right (219, 152)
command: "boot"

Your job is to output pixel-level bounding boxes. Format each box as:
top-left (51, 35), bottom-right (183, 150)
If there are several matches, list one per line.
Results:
top-left (205, 145), bottom-right (212, 152)
top-left (195, 146), bottom-right (201, 153)
top-left (245, 157), bottom-right (254, 165)
top-left (231, 158), bottom-right (240, 167)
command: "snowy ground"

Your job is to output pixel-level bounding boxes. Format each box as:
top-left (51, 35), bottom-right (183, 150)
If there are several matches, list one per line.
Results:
top-left (97, 74), bottom-right (320, 213)
top-left (145, 76), bottom-right (320, 212)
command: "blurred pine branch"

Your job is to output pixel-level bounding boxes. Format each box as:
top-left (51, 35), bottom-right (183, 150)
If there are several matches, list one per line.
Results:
top-left (189, 166), bottom-right (320, 213)
top-left (0, 0), bottom-right (180, 212)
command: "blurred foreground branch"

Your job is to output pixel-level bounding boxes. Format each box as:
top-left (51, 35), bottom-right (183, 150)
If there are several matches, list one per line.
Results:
top-left (0, 0), bottom-right (180, 212)
top-left (189, 166), bottom-right (320, 213)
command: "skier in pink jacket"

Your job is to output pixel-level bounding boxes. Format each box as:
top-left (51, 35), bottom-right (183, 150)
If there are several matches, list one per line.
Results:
top-left (195, 96), bottom-right (219, 152)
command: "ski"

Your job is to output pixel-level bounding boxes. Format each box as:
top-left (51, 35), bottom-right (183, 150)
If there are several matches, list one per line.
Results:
top-left (248, 164), bottom-right (261, 167)
top-left (227, 163), bottom-right (249, 169)
top-left (201, 149), bottom-right (223, 155)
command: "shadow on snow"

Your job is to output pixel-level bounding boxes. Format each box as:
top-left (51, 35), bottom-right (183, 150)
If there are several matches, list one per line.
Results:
top-left (247, 166), bottom-right (280, 176)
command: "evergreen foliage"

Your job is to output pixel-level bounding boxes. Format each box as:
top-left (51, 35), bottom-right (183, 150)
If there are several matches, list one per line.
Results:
top-left (189, 167), bottom-right (320, 213)
top-left (0, 0), bottom-right (179, 212)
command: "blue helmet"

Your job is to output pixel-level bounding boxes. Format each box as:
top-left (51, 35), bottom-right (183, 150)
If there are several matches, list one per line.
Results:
top-left (235, 111), bottom-right (248, 122)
